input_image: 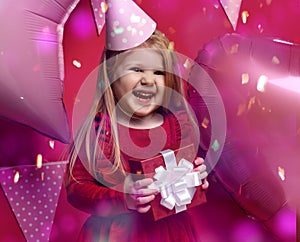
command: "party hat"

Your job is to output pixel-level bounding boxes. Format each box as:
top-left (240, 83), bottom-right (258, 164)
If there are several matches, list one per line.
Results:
top-left (91, 0), bottom-right (157, 51)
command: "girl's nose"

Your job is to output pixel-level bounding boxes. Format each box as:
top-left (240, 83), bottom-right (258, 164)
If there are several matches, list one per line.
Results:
top-left (141, 71), bottom-right (155, 85)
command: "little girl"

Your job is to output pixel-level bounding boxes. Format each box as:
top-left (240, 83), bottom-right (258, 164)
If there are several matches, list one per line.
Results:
top-left (66, 29), bottom-right (208, 242)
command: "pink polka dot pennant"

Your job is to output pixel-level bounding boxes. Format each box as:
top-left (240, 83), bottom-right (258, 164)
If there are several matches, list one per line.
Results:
top-left (220, 0), bottom-right (242, 31)
top-left (0, 161), bottom-right (68, 242)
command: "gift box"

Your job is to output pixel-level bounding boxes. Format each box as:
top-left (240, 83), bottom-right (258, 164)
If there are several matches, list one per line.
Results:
top-left (129, 144), bottom-right (207, 221)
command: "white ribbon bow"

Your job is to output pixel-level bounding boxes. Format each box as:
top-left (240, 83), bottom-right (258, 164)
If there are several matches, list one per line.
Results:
top-left (148, 149), bottom-right (202, 213)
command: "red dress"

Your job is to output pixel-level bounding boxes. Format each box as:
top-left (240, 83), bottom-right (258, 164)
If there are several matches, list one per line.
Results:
top-left (66, 109), bottom-right (201, 242)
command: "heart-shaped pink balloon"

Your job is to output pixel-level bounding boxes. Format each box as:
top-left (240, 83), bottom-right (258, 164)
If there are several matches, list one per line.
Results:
top-left (0, 0), bottom-right (80, 143)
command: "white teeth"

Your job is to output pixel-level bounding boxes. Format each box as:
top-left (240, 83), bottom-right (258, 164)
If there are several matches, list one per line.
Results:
top-left (133, 91), bottom-right (154, 99)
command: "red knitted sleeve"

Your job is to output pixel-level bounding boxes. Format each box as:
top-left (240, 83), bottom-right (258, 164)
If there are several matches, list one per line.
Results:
top-left (66, 113), bottom-right (132, 217)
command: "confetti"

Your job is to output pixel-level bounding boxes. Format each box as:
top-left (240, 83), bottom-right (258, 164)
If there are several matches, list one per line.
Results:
top-left (230, 44), bottom-right (239, 54)
top-left (201, 118), bottom-right (210, 129)
top-left (211, 139), bottom-right (220, 152)
top-left (241, 73), bottom-right (249, 84)
top-left (237, 103), bottom-right (246, 116)
top-left (258, 24), bottom-right (264, 33)
top-left (257, 75), bottom-right (268, 92)
top-left (241, 10), bottom-right (249, 24)
top-left (100, 1), bottom-right (108, 13)
top-left (49, 140), bottom-right (55, 149)
top-left (272, 56), bottom-right (280, 64)
top-left (247, 96), bottom-right (256, 110)
top-left (36, 154), bottom-right (43, 169)
top-left (130, 14), bottom-right (141, 24)
top-left (278, 166), bottom-right (285, 181)
top-left (266, 0), bottom-right (272, 5)
top-left (168, 42), bottom-right (174, 51)
top-left (183, 58), bottom-right (192, 70)
top-left (114, 27), bottom-right (124, 35)
top-left (72, 60), bottom-right (81, 68)
top-left (168, 26), bottom-right (176, 34)
top-left (14, 171), bottom-right (20, 184)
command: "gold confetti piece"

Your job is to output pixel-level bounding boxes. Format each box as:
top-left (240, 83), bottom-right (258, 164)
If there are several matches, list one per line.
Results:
top-left (168, 42), bottom-right (174, 51)
top-left (72, 60), bottom-right (81, 68)
top-left (201, 118), bottom-right (210, 129)
top-left (14, 171), bottom-right (20, 184)
top-left (278, 166), bottom-right (285, 181)
top-left (36, 154), bottom-right (43, 169)
top-left (272, 56), bottom-right (280, 64)
top-left (101, 2), bottom-right (108, 13)
top-left (241, 11), bottom-right (249, 24)
top-left (237, 103), bottom-right (246, 116)
top-left (241, 73), bottom-right (249, 84)
top-left (41, 172), bottom-right (45, 181)
top-left (257, 75), bottom-right (268, 92)
top-left (230, 44), bottom-right (239, 54)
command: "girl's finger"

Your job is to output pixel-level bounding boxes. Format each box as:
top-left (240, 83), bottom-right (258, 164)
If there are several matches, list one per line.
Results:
top-left (136, 187), bottom-right (157, 196)
top-left (199, 171), bottom-right (208, 180)
top-left (201, 179), bottom-right (209, 190)
top-left (134, 178), bottom-right (153, 189)
top-left (136, 194), bottom-right (156, 205)
top-left (136, 204), bottom-right (151, 213)
top-left (194, 157), bottom-right (205, 166)
top-left (193, 164), bottom-right (207, 173)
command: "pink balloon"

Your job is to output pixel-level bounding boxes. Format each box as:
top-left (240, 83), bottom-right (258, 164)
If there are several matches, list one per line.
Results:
top-left (0, 0), bottom-right (80, 143)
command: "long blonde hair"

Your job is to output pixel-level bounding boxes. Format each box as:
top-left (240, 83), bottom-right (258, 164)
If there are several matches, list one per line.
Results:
top-left (67, 30), bottom-right (198, 184)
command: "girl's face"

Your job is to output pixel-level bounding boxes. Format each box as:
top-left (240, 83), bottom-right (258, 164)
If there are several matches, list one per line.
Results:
top-left (112, 48), bottom-right (166, 119)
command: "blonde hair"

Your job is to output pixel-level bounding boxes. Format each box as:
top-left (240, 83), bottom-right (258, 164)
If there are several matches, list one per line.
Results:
top-left (67, 30), bottom-right (197, 184)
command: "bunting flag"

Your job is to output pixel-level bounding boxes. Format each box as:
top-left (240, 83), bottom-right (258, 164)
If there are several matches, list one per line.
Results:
top-left (0, 161), bottom-right (68, 242)
top-left (220, 0), bottom-right (242, 31)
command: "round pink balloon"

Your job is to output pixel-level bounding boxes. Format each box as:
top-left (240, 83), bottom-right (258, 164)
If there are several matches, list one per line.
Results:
top-left (0, 0), bottom-right (80, 143)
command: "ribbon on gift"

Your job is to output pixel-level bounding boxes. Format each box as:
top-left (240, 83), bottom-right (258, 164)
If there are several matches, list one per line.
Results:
top-left (148, 149), bottom-right (202, 213)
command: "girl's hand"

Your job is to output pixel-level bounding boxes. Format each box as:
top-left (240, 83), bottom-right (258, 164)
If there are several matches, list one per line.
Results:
top-left (193, 157), bottom-right (209, 190)
top-left (124, 175), bottom-right (157, 213)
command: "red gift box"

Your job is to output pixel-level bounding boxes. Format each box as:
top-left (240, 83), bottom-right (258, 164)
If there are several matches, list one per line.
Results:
top-left (129, 144), bottom-right (207, 221)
